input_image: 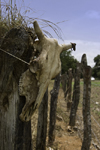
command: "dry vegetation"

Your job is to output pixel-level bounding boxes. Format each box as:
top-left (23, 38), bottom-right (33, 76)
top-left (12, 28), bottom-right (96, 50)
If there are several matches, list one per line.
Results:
top-left (0, 0), bottom-right (65, 46)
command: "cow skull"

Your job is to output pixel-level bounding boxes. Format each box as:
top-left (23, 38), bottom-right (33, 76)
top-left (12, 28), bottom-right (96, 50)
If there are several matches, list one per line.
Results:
top-left (19, 21), bottom-right (76, 121)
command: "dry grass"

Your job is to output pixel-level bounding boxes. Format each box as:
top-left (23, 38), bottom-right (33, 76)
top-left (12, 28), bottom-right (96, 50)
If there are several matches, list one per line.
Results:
top-left (0, 1), bottom-right (65, 45)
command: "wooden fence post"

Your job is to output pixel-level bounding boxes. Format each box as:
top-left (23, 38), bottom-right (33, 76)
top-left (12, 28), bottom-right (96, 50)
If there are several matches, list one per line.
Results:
top-left (81, 66), bottom-right (91, 150)
top-left (67, 68), bottom-right (73, 111)
top-left (81, 54), bottom-right (87, 71)
top-left (36, 89), bottom-right (48, 150)
top-left (69, 63), bottom-right (81, 127)
top-left (0, 27), bottom-right (35, 150)
top-left (81, 54), bottom-right (91, 150)
top-left (61, 72), bottom-right (68, 98)
top-left (48, 74), bottom-right (60, 145)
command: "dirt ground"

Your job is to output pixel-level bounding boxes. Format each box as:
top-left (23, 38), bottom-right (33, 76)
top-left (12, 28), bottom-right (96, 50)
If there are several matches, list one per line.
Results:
top-left (31, 87), bottom-right (82, 150)
top-left (51, 89), bottom-right (82, 150)
top-left (31, 81), bottom-right (100, 150)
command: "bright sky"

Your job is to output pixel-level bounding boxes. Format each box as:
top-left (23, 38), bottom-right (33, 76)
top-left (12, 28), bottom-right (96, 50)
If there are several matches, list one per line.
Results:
top-left (2, 0), bottom-right (100, 67)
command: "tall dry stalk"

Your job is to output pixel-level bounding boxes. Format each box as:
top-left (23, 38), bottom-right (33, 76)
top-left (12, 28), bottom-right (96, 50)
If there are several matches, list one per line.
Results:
top-left (0, 0), bottom-right (1, 22)
top-left (10, 0), bottom-right (13, 23)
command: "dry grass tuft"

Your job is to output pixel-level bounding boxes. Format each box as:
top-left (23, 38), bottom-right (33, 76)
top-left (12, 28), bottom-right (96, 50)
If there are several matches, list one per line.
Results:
top-left (0, 1), bottom-right (65, 44)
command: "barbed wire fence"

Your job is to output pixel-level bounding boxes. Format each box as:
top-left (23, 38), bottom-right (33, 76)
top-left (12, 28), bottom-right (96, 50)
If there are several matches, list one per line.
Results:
top-left (61, 53), bottom-right (100, 150)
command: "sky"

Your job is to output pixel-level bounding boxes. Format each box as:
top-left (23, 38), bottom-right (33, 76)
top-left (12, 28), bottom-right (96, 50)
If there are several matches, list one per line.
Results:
top-left (2, 0), bottom-right (100, 67)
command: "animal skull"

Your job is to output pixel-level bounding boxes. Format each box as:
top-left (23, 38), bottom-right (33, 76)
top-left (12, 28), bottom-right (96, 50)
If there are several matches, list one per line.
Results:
top-left (19, 21), bottom-right (76, 121)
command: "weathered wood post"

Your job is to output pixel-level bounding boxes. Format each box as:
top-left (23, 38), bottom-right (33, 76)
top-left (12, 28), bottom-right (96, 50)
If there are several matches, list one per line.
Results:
top-left (69, 63), bottom-right (81, 127)
top-left (48, 74), bottom-right (60, 145)
top-left (36, 89), bottom-right (48, 150)
top-left (66, 68), bottom-right (73, 111)
top-left (81, 54), bottom-right (87, 72)
top-left (61, 72), bottom-right (68, 98)
top-left (81, 54), bottom-right (91, 150)
top-left (0, 27), bottom-right (35, 150)
top-left (81, 66), bottom-right (91, 150)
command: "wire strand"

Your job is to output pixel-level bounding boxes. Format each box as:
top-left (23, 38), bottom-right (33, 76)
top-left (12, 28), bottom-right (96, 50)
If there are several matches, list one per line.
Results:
top-left (0, 48), bottom-right (29, 65)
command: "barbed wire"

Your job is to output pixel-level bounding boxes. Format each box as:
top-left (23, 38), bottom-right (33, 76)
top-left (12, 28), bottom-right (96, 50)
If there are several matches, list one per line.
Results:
top-left (91, 115), bottom-right (100, 129)
top-left (91, 143), bottom-right (98, 150)
top-left (91, 129), bottom-right (100, 146)
top-left (0, 48), bottom-right (29, 65)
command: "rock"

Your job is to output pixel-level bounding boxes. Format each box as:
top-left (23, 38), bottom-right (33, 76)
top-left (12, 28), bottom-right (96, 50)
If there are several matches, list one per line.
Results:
top-left (56, 114), bottom-right (63, 121)
top-left (67, 126), bottom-right (72, 132)
top-left (96, 102), bottom-right (99, 105)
